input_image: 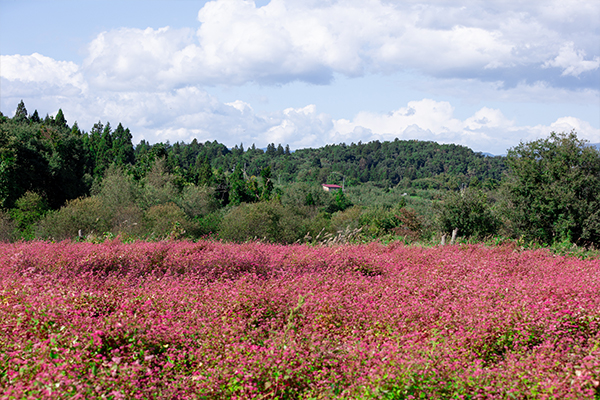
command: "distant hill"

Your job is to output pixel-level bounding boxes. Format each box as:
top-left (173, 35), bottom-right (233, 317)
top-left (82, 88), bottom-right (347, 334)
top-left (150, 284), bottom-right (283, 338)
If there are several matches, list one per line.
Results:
top-left (166, 138), bottom-right (508, 189)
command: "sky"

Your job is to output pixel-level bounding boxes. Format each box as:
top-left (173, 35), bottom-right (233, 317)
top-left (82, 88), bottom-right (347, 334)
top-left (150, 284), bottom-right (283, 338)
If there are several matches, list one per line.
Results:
top-left (1, 0), bottom-right (599, 155)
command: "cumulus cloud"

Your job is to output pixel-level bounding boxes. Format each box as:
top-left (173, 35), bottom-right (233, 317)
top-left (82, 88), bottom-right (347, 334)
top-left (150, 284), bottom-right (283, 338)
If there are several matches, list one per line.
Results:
top-left (0, 53), bottom-right (87, 96)
top-left (1, 0), bottom-right (597, 155)
top-left (542, 42), bottom-right (600, 77)
top-left (41, 0), bottom-right (592, 91)
top-left (329, 99), bottom-right (599, 154)
top-left (5, 78), bottom-right (593, 155)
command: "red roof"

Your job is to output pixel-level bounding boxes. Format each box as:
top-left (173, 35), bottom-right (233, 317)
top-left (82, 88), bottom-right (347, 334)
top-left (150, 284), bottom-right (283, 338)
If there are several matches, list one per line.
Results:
top-left (322, 184), bottom-right (342, 188)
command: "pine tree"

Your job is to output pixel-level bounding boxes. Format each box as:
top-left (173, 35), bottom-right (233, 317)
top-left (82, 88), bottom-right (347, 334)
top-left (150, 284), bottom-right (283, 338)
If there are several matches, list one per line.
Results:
top-left (195, 157), bottom-right (213, 186)
top-left (14, 100), bottom-right (28, 123)
top-left (70, 122), bottom-right (81, 136)
top-left (229, 164), bottom-right (250, 206)
top-left (260, 166), bottom-right (274, 201)
top-left (94, 122), bottom-right (113, 176)
top-left (55, 109), bottom-right (67, 129)
top-left (112, 123), bottom-right (134, 166)
top-left (30, 110), bottom-right (41, 123)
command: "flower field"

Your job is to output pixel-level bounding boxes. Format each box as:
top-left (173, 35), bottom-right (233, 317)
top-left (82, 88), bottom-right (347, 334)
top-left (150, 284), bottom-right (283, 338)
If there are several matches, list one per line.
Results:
top-left (1, 241), bottom-right (600, 399)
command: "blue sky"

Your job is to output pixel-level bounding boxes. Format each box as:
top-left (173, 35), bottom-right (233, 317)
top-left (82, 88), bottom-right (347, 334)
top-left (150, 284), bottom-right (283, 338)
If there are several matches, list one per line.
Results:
top-left (1, 0), bottom-right (598, 154)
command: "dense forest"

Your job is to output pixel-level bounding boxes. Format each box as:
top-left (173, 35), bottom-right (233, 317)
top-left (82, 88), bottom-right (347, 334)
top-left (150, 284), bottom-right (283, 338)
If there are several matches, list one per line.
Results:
top-left (1, 101), bottom-right (599, 248)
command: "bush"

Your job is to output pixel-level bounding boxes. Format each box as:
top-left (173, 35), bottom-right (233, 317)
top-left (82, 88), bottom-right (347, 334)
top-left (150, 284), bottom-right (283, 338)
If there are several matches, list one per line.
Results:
top-left (189, 209), bottom-right (224, 238)
top-left (138, 158), bottom-right (180, 209)
top-left (438, 189), bottom-right (500, 239)
top-left (0, 210), bottom-right (16, 242)
top-left (281, 182), bottom-right (332, 208)
top-left (96, 165), bottom-right (140, 210)
top-left (329, 206), bottom-right (363, 233)
top-left (145, 203), bottom-right (189, 239)
top-left (10, 191), bottom-right (48, 239)
top-left (392, 208), bottom-right (424, 241)
top-left (38, 196), bottom-right (110, 240)
top-left (177, 185), bottom-right (219, 219)
top-left (219, 202), bottom-right (309, 244)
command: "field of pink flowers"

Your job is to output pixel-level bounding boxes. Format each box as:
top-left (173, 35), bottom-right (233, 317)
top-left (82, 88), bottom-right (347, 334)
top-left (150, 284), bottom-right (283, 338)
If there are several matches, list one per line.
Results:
top-left (1, 240), bottom-right (600, 399)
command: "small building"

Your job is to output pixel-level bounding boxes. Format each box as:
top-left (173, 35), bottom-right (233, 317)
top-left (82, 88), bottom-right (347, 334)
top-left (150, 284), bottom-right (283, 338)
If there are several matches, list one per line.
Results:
top-left (322, 184), bottom-right (342, 192)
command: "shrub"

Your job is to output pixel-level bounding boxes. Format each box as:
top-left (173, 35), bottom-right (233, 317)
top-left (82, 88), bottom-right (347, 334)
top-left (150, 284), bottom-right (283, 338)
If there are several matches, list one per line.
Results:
top-left (145, 203), bottom-right (189, 239)
top-left (391, 207), bottom-right (424, 241)
top-left (138, 158), bottom-right (180, 209)
top-left (281, 182), bottom-right (332, 208)
top-left (10, 191), bottom-right (48, 239)
top-left (329, 206), bottom-right (363, 233)
top-left (438, 189), bottom-right (500, 239)
top-left (219, 202), bottom-right (310, 243)
top-left (38, 196), bottom-right (110, 240)
top-left (189, 209), bottom-right (224, 238)
top-left (0, 209), bottom-right (16, 242)
top-left (177, 184), bottom-right (219, 220)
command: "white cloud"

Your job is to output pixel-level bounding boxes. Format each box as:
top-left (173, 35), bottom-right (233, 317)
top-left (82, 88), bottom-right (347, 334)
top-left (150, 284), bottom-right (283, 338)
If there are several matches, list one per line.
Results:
top-left (330, 99), bottom-right (598, 154)
top-left (1, 73), bottom-right (596, 155)
top-left (0, 53), bottom-right (87, 95)
top-left (31, 0), bottom-right (590, 91)
top-left (542, 42), bottom-right (600, 77)
top-left (1, 1), bottom-right (597, 155)
top-left (534, 117), bottom-right (600, 143)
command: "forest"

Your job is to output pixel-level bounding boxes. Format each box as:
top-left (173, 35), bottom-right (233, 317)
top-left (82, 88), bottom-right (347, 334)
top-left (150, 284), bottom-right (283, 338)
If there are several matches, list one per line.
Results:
top-left (1, 100), bottom-right (599, 249)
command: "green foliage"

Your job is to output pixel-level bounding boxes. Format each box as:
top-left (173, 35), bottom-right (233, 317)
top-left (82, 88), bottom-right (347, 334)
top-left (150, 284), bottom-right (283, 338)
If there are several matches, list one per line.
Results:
top-left (329, 206), bottom-right (363, 233)
top-left (259, 166), bottom-right (274, 201)
top-left (10, 192), bottom-right (49, 239)
top-left (111, 123), bottom-right (134, 166)
top-left (176, 185), bottom-right (219, 220)
top-left (10, 100), bottom-right (600, 248)
top-left (333, 189), bottom-right (353, 212)
top-left (138, 158), bottom-right (180, 209)
top-left (502, 131), bottom-right (600, 245)
top-left (38, 196), bottom-right (110, 241)
top-left (0, 209), bottom-right (16, 242)
top-left (54, 109), bottom-right (67, 129)
top-left (438, 189), bottom-right (500, 239)
top-left (94, 165), bottom-right (144, 236)
top-left (218, 202), bottom-right (307, 243)
top-left (189, 209), bottom-right (224, 237)
top-left (0, 115), bottom-right (87, 209)
top-left (145, 203), bottom-right (189, 239)
top-left (281, 182), bottom-right (331, 208)
top-left (13, 100), bottom-right (28, 123)
top-left (194, 157), bottom-right (213, 186)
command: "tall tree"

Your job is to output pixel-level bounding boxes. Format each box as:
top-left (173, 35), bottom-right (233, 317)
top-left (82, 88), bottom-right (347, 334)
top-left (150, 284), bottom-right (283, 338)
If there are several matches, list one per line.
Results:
top-left (195, 156), bottom-right (213, 186)
top-left (502, 131), bottom-right (600, 245)
top-left (54, 109), bottom-right (67, 129)
top-left (30, 110), bottom-right (40, 123)
top-left (260, 166), bottom-right (274, 201)
top-left (112, 123), bottom-right (134, 166)
top-left (13, 100), bottom-right (28, 123)
top-left (94, 122), bottom-right (113, 177)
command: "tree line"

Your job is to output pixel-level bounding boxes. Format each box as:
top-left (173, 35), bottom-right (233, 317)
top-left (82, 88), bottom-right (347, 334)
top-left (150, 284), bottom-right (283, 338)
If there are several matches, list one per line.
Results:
top-left (1, 101), bottom-right (599, 248)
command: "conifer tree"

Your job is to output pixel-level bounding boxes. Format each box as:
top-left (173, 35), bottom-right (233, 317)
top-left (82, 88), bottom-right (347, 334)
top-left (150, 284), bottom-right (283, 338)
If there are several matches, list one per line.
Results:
top-left (14, 100), bottom-right (28, 123)
top-left (30, 110), bottom-right (40, 123)
top-left (93, 122), bottom-right (113, 177)
top-left (112, 123), bottom-right (134, 166)
top-left (55, 109), bottom-right (67, 129)
top-left (195, 157), bottom-right (213, 186)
